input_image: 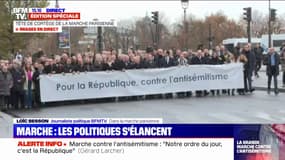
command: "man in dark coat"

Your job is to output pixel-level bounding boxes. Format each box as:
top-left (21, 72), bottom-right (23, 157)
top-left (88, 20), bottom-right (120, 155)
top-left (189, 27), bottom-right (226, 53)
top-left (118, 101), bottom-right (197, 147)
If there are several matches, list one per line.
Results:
top-left (32, 63), bottom-right (43, 107)
top-left (113, 54), bottom-right (126, 71)
top-left (43, 60), bottom-right (53, 74)
top-left (209, 51), bottom-right (223, 65)
top-left (203, 49), bottom-right (211, 64)
top-left (10, 62), bottom-right (25, 109)
top-left (63, 58), bottom-right (75, 73)
top-left (190, 50), bottom-right (207, 65)
top-left (0, 65), bottom-right (13, 111)
top-left (190, 50), bottom-right (208, 97)
top-left (128, 56), bottom-right (143, 70)
top-left (156, 49), bottom-right (167, 68)
top-left (266, 48), bottom-right (280, 95)
top-left (253, 43), bottom-right (264, 78)
top-left (209, 51), bottom-right (224, 96)
top-left (128, 56), bottom-right (144, 101)
top-left (53, 57), bottom-right (64, 73)
top-left (112, 54), bottom-right (128, 101)
top-left (154, 49), bottom-right (173, 68)
top-left (83, 57), bottom-right (94, 72)
top-left (242, 44), bottom-right (256, 93)
top-left (156, 50), bottom-right (176, 98)
top-left (162, 50), bottom-right (176, 68)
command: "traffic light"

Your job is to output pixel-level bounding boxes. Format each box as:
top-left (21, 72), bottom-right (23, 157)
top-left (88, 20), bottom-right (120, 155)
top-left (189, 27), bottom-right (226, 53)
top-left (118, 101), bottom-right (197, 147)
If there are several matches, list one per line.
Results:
top-left (151, 11), bottom-right (158, 24)
top-left (270, 9), bottom-right (276, 21)
top-left (243, 7), bottom-right (251, 21)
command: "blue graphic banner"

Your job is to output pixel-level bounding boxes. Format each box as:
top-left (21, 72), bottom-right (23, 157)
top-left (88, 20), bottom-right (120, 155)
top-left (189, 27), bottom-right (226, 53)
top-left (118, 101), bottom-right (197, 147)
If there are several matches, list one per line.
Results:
top-left (14, 124), bottom-right (234, 138)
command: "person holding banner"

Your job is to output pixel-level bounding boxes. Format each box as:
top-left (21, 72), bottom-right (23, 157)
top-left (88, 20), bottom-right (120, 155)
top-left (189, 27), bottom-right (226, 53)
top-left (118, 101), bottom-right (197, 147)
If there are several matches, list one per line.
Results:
top-left (93, 54), bottom-right (104, 71)
top-left (191, 50), bottom-right (208, 97)
top-left (176, 51), bottom-right (189, 98)
top-left (203, 49), bottom-right (211, 64)
top-left (0, 65), bottom-right (13, 111)
top-left (224, 50), bottom-right (236, 96)
top-left (76, 58), bottom-right (86, 72)
top-left (102, 54), bottom-right (114, 71)
top-left (236, 52), bottom-right (248, 95)
top-left (141, 53), bottom-right (157, 69)
top-left (23, 63), bottom-right (34, 109)
top-left (113, 54), bottom-right (130, 102)
top-left (43, 59), bottom-right (53, 74)
top-left (32, 62), bottom-right (43, 107)
top-left (83, 56), bottom-right (95, 72)
top-left (10, 61), bottom-right (26, 109)
top-left (128, 56), bottom-right (144, 101)
top-left (63, 58), bottom-right (75, 73)
top-left (53, 55), bottom-right (64, 74)
top-left (143, 53), bottom-right (163, 100)
top-left (156, 49), bottom-right (175, 99)
top-left (113, 54), bottom-right (127, 71)
top-left (209, 51), bottom-right (224, 96)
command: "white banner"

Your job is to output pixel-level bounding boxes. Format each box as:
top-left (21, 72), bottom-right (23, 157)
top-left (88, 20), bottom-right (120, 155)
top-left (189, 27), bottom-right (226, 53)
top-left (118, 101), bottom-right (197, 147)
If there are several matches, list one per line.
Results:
top-left (40, 63), bottom-right (244, 102)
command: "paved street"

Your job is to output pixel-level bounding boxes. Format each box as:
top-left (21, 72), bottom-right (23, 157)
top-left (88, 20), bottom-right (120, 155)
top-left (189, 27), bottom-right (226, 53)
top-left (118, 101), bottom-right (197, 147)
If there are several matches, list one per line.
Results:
top-left (0, 111), bottom-right (13, 138)
top-left (4, 91), bottom-right (285, 123)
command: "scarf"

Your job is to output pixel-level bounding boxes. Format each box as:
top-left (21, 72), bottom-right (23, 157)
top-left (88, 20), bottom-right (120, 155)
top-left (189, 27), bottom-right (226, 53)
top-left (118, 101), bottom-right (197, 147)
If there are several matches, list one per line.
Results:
top-left (27, 70), bottom-right (32, 81)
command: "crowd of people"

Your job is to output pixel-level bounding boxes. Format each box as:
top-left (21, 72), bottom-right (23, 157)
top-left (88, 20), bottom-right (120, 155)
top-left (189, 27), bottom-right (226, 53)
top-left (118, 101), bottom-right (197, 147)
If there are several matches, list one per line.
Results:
top-left (1, 43), bottom-right (285, 111)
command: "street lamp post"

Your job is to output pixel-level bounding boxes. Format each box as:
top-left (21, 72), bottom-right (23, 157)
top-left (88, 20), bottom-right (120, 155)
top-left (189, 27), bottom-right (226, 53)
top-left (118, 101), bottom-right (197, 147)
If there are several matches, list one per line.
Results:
top-left (208, 23), bottom-right (213, 50)
top-left (115, 28), bottom-right (119, 53)
top-left (117, 27), bottom-right (127, 53)
top-left (93, 18), bottom-right (103, 53)
top-left (268, 0), bottom-right (272, 48)
top-left (181, 0), bottom-right (189, 50)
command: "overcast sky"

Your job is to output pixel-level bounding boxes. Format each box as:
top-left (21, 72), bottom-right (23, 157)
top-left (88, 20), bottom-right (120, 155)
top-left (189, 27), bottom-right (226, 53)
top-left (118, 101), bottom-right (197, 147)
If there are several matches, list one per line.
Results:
top-left (48, 0), bottom-right (285, 23)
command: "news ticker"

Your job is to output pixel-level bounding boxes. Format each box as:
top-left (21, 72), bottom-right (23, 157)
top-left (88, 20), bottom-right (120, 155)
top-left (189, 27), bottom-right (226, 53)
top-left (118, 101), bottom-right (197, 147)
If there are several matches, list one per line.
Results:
top-left (0, 118), bottom-right (281, 160)
top-left (12, 8), bottom-right (117, 33)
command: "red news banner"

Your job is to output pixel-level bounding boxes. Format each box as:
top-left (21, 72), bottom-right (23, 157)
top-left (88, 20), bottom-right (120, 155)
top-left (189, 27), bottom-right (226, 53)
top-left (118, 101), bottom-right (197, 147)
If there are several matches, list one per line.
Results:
top-left (13, 7), bottom-right (81, 33)
top-left (28, 13), bottom-right (80, 20)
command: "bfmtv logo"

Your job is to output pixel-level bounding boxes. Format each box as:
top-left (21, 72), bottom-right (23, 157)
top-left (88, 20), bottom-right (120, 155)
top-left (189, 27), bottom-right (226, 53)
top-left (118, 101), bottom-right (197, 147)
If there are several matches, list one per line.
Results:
top-left (12, 8), bottom-right (28, 20)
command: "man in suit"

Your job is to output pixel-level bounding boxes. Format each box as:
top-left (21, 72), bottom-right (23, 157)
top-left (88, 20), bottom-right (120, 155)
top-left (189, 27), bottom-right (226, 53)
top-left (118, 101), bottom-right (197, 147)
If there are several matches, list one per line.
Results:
top-left (190, 50), bottom-right (206, 65)
top-left (160, 50), bottom-right (176, 68)
top-left (242, 44), bottom-right (256, 93)
top-left (113, 54), bottom-right (126, 71)
top-left (191, 50), bottom-right (208, 97)
top-left (154, 49), bottom-right (174, 67)
top-left (161, 50), bottom-right (176, 98)
top-left (266, 47), bottom-right (280, 95)
top-left (141, 53), bottom-right (157, 69)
